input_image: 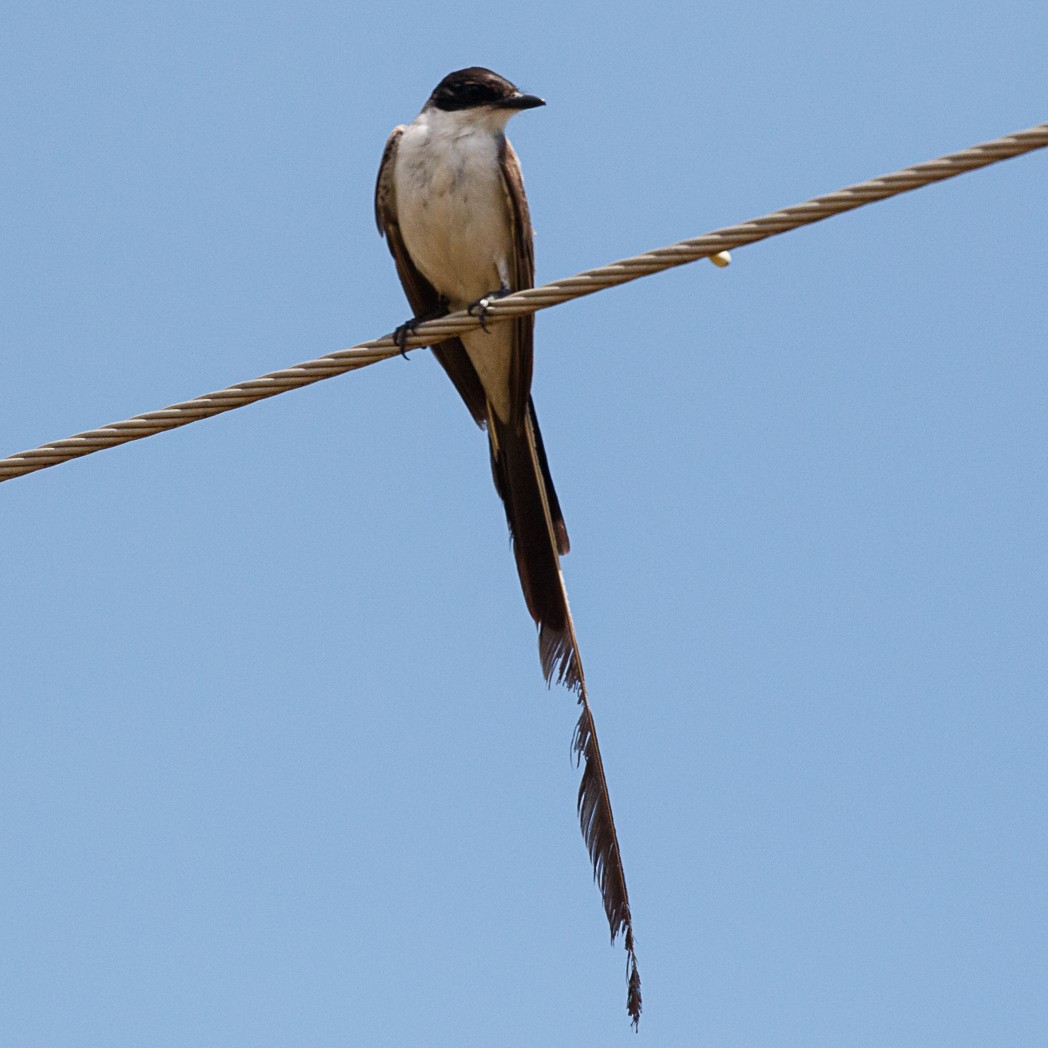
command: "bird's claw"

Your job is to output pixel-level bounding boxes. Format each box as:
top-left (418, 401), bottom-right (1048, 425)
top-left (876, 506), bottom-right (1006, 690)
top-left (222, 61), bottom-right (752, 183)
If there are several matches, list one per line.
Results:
top-left (467, 287), bottom-right (511, 334)
top-left (393, 319), bottom-right (418, 359)
top-left (467, 297), bottom-right (493, 333)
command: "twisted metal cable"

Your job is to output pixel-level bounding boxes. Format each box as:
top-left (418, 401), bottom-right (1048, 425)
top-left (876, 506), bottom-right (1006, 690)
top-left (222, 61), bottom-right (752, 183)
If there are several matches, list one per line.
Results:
top-left (2, 120), bottom-right (1045, 484)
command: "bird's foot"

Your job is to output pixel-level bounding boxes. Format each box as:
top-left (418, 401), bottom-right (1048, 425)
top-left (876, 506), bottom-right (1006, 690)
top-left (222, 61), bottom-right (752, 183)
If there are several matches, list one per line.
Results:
top-left (392, 318), bottom-right (421, 359)
top-left (392, 300), bottom-right (449, 358)
top-left (467, 286), bottom-right (511, 333)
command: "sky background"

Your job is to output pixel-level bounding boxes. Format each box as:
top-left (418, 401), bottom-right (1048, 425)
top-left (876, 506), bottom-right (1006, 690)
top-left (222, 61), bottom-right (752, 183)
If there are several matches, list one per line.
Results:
top-left (2, 3), bottom-right (1046, 1046)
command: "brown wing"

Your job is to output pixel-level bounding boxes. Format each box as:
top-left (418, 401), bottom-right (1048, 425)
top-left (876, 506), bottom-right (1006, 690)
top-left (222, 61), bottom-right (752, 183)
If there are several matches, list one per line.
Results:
top-left (375, 126), bottom-right (488, 426)
top-left (497, 136), bottom-right (535, 429)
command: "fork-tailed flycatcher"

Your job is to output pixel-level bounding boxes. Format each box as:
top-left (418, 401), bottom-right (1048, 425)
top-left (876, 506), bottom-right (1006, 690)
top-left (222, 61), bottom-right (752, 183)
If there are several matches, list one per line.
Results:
top-left (374, 67), bottom-right (641, 1027)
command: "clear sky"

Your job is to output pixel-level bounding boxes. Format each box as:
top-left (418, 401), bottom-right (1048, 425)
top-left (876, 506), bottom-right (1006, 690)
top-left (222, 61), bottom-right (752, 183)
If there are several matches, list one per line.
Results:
top-left (2, 3), bottom-right (1046, 1046)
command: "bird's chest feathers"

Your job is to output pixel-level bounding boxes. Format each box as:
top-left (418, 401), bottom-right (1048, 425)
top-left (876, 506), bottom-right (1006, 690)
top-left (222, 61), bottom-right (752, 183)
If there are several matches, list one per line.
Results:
top-left (395, 121), bottom-right (511, 305)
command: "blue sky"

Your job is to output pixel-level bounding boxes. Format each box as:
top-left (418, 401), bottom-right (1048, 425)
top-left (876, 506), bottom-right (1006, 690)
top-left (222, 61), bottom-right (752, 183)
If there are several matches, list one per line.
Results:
top-left (2, 3), bottom-right (1046, 1046)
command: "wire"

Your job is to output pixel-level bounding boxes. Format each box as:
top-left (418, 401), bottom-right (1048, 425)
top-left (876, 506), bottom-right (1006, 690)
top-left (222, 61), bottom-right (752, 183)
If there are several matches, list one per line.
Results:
top-left (2, 120), bottom-right (1045, 484)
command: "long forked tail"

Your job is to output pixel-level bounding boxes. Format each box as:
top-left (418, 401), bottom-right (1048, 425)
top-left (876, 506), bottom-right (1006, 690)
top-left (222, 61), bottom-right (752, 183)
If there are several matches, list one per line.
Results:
top-left (488, 403), bottom-right (642, 1028)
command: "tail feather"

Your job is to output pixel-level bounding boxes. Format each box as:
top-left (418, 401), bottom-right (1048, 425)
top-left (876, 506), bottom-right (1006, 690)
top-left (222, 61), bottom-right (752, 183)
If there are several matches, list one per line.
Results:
top-left (527, 397), bottom-right (569, 556)
top-left (486, 402), bottom-right (642, 1027)
top-left (488, 405), bottom-right (572, 685)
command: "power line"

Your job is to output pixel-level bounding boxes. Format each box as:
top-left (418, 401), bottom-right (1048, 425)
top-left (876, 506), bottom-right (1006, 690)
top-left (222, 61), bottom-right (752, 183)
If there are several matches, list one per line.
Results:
top-left (2, 120), bottom-right (1045, 484)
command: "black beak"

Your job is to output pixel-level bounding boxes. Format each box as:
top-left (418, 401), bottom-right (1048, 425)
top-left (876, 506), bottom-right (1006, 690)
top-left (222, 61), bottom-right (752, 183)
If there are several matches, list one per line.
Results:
top-left (500, 93), bottom-right (545, 110)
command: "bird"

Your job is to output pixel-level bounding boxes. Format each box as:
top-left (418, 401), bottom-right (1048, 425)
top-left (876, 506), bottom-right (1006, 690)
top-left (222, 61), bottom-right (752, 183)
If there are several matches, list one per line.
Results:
top-left (375, 67), bottom-right (641, 1027)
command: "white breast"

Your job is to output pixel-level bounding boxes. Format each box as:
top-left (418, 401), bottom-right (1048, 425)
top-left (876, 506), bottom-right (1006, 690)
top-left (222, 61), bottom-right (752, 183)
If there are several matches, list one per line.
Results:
top-left (394, 107), bottom-right (513, 310)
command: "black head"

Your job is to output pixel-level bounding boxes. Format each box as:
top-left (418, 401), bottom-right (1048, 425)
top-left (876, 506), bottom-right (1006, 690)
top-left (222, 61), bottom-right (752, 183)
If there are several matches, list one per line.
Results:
top-left (427, 67), bottom-right (544, 113)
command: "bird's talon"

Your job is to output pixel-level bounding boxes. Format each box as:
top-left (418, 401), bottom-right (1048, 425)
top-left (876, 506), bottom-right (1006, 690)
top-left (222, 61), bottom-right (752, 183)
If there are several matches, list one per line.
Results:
top-left (468, 287), bottom-right (511, 334)
top-left (467, 297), bottom-right (492, 333)
top-left (393, 320), bottom-right (417, 359)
